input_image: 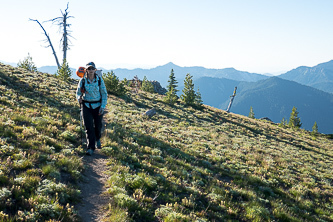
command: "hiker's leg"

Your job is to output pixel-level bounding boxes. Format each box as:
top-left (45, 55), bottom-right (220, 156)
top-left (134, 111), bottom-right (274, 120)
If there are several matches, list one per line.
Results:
top-left (83, 105), bottom-right (95, 150)
top-left (93, 107), bottom-right (103, 142)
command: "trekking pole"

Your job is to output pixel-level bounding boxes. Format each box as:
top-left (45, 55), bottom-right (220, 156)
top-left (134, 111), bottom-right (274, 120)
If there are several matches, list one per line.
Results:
top-left (79, 100), bottom-right (83, 148)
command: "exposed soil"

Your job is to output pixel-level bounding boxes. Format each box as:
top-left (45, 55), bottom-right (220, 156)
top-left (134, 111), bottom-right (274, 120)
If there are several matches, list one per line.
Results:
top-left (76, 151), bottom-right (109, 221)
top-left (76, 112), bottom-right (110, 221)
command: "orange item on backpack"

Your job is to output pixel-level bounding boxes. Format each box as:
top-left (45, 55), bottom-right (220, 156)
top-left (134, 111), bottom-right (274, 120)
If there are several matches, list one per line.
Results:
top-left (76, 67), bottom-right (86, 78)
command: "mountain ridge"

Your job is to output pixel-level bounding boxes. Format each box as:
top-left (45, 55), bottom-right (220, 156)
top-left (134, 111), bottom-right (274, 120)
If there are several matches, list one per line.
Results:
top-left (195, 76), bottom-right (333, 134)
top-left (34, 59), bottom-right (333, 94)
top-left (278, 60), bottom-right (333, 93)
top-left (36, 61), bottom-right (270, 86)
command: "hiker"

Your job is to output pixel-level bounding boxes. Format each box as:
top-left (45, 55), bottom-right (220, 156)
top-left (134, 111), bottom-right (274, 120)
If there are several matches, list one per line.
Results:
top-left (76, 62), bottom-right (108, 155)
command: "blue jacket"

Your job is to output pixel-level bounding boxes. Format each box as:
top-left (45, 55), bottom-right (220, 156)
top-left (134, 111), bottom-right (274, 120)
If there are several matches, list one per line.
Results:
top-left (76, 75), bottom-right (108, 109)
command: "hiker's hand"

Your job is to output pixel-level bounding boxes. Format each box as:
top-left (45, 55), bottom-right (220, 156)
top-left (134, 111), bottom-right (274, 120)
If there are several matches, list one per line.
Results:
top-left (78, 98), bottom-right (82, 104)
top-left (99, 107), bottom-right (104, 115)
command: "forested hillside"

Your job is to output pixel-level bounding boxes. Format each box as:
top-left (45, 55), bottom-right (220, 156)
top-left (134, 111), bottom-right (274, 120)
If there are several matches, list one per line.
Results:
top-left (1, 63), bottom-right (333, 221)
top-left (194, 76), bottom-right (333, 134)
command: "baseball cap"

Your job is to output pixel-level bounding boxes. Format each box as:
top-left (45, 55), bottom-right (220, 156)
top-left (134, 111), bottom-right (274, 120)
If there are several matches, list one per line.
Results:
top-left (86, 62), bottom-right (96, 69)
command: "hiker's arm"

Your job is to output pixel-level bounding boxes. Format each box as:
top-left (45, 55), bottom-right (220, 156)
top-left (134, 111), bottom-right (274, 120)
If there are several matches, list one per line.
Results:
top-left (99, 78), bottom-right (108, 109)
top-left (76, 80), bottom-right (83, 103)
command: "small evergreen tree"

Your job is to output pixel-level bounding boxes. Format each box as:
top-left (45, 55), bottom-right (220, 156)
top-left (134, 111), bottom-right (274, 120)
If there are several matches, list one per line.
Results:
top-left (163, 87), bottom-right (178, 105)
top-left (141, 76), bottom-right (155, 93)
top-left (288, 106), bottom-right (302, 128)
top-left (278, 117), bottom-right (288, 128)
top-left (165, 69), bottom-right (179, 103)
top-left (181, 73), bottom-right (196, 106)
top-left (56, 59), bottom-right (72, 81)
top-left (248, 106), bottom-right (255, 119)
top-left (167, 69), bottom-right (178, 95)
top-left (103, 71), bottom-right (127, 96)
top-left (17, 53), bottom-right (37, 72)
top-left (312, 121), bottom-right (318, 136)
top-left (195, 87), bottom-right (203, 108)
top-left (122, 78), bottom-right (129, 86)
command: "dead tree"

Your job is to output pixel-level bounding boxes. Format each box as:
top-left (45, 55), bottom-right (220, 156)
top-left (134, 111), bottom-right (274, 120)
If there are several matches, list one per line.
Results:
top-left (226, 86), bottom-right (237, 113)
top-left (30, 3), bottom-right (73, 68)
top-left (29, 19), bottom-right (60, 69)
top-left (47, 2), bottom-right (74, 63)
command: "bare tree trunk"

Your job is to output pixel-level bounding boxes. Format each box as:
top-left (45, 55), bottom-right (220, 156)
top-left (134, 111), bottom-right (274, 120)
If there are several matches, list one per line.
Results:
top-left (63, 15), bottom-right (67, 62)
top-left (226, 87), bottom-right (237, 113)
top-left (54, 3), bottom-right (73, 64)
top-left (30, 19), bottom-right (61, 69)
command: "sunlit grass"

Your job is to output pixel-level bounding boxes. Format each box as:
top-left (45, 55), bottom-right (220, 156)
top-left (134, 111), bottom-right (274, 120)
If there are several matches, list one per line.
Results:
top-left (1, 62), bottom-right (332, 221)
top-left (0, 63), bottom-right (82, 221)
top-left (101, 89), bottom-right (333, 221)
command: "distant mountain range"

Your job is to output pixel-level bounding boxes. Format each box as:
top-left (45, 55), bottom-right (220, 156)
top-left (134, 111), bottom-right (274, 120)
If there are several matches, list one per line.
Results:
top-left (195, 77), bottom-right (333, 134)
top-left (37, 62), bottom-right (269, 87)
top-left (278, 60), bottom-right (333, 94)
top-left (36, 60), bottom-right (333, 94)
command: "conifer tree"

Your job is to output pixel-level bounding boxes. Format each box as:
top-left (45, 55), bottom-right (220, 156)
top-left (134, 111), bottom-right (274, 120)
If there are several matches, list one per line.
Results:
top-left (248, 106), bottom-right (255, 119)
top-left (195, 87), bottom-right (203, 108)
top-left (141, 76), bottom-right (155, 93)
top-left (279, 117), bottom-right (288, 128)
top-left (312, 121), bottom-right (318, 136)
top-left (288, 106), bottom-right (302, 128)
top-left (17, 53), bottom-right (37, 73)
top-left (164, 87), bottom-right (178, 105)
top-left (167, 69), bottom-right (178, 95)
top-left (103, 71), bottom-right (127, 96)
top-left (56, 59), bottom-right (72, 81)
top-left (181, 73), bottom-right (196, 106)
top-left (164, 69), bottom-right (179, 105)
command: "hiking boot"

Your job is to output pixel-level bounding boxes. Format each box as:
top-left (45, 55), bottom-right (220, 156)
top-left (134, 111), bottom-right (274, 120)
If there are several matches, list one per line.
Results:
top-left (86, 149), bottom-right (94, 156)
top-left (96, 140), bottom-right (102, 149)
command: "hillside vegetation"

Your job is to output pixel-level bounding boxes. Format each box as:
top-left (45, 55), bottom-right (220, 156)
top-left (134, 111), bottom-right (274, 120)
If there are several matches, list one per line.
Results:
top-left (1, 63), bottom-right (333, 221)
top-left (195, 76), bottom-right (333, 134)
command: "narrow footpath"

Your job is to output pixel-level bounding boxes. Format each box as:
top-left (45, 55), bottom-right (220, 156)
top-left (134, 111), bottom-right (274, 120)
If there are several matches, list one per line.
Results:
top-left (77, 151), bottom-right (109, 221)
top-left (76, 113), bottom-right (110, 221)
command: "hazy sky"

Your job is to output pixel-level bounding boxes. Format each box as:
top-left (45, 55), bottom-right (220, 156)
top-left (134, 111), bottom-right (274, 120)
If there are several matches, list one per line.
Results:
top-left (1, 0), bottom-right (333, 74)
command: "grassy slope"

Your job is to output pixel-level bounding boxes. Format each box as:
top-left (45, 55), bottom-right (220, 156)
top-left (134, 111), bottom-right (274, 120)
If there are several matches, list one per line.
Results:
top-left (103, 92), bottom-right (333, 222)
top-left (0, 63), bottom-right (83, 221)
top-left (1, 63), bottom-right (333, 221)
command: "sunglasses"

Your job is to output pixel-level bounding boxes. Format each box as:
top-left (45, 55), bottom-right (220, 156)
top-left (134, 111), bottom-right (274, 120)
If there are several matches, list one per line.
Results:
top-left (87, 67), bottom-right (95, 70)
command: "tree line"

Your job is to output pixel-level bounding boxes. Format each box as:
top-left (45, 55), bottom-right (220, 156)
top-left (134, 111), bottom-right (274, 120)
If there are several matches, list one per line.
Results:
top-left (248, 106), bottom-right (319, 136)
top-left (102, 69), bottom-right (203, 108)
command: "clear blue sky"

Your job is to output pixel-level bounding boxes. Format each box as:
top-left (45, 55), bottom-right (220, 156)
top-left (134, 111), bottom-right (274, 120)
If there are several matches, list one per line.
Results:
top-left (1, 0), bottom-right (333, 74)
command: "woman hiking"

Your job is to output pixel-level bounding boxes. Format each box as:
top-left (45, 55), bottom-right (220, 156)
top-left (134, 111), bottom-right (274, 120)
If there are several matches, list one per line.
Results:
top-left (76, 62), bottom-right (108, 155)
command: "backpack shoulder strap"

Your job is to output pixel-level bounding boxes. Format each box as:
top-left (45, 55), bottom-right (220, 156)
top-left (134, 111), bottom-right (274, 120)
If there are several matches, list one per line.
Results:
top-left (95, 74), bottom-right (101, 86)
top-left (81, 78), bottom-right (86, 93)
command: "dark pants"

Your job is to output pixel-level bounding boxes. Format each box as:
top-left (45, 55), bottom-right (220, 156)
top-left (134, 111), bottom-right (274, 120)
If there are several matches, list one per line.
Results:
top-left (82, 105), bottom-right (103, 150)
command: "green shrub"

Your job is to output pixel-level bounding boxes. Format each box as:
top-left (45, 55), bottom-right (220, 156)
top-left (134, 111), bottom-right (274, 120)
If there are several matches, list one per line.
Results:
top-left (42, 165), bottom-right (61, 181)
top-left (113, 193), bottom-right (138, 210)
top-left (17, 53), bottom-right (37, 73)
top-left (60, 130), bottom-right (76, 143)
top-left (56, 59), bottom-right (72, 82)
top-left (103, 71), bottom-right (127, 96)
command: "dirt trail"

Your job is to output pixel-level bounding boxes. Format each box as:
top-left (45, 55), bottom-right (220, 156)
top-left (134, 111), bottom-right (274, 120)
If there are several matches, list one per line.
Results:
top-left (76, 113), bottom-right (110, 221)
top-left (77, 151), bottom-right (109, 221)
